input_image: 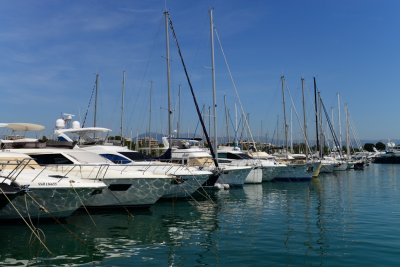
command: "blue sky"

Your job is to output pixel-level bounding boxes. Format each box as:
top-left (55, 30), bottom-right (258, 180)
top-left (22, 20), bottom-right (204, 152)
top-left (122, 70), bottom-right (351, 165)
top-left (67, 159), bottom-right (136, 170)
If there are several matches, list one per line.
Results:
top-left (0, 0), bottom-right (399, 142)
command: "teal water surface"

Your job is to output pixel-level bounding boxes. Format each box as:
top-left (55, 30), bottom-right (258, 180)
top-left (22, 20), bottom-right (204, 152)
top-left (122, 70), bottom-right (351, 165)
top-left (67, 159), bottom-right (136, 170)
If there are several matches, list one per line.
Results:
top-left (1, 163), bottom-right (400, 266)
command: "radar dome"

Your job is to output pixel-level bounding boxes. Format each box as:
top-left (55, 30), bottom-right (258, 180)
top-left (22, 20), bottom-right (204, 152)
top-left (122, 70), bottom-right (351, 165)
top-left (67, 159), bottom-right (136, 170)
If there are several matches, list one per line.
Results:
top-left (72, 121), bottom-right (81, 129)
top-left (55, 118), bottom-right (65, 129)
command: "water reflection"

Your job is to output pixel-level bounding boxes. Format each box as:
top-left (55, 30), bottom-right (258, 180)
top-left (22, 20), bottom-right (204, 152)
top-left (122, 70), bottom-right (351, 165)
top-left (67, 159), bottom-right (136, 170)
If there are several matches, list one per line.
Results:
top-left (0, 198), bottom-right (219, 266)
top-left (1, 166), bottom-right (400, 266)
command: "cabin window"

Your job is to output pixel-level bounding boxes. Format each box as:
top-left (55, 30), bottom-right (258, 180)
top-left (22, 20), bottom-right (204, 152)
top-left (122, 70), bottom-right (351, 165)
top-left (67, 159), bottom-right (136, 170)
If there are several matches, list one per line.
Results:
top-left (119, 151), bottom-right (148, 161)
top-left (66, 151), bottom-right (109, 164)
top-left (237, 153), bottom-right (253, 159)
top-left (100, 154), bottom-right (131, 164)
top-left (218, 153), bottom-right (228, 159)
top-left (29, 153), bottom-right (73, 165)
top-left (218, 159), bottom-right (232, 163)
top-left (108, 184), bottom-right (131, 191)
top-left (226, 153), bottom-right (242, 160)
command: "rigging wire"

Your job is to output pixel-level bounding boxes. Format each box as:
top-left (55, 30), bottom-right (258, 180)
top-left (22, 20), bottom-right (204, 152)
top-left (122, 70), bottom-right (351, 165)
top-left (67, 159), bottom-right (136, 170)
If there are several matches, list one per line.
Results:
top-left (81, 78), bottom-right (97, 128)
top-left (167, 14), bottom-right (219, 168)
top-left (126, 16), bottom-right (164, 138)
top-left (214, 28), bottom-right (257, 150)
top-left (285, 83), bottom-right (313, 154)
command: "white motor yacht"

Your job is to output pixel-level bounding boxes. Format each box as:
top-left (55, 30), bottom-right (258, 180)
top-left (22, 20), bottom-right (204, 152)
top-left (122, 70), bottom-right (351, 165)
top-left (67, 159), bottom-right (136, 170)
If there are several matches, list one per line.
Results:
top-left (0, 151), bottom-right (106, 220)
top-left (323, 156), bottom-right (348, 171)
top-left (6, 147), bottom-right (175, 208)
top-left (247, 151), bottom-right (286, 182)
top-left (81, 145), bottom-right (212, 199)
top-left (53, 122), bottom-right (212, 199)
top-left (252, 151), bottom-right (320, 181)
top-left (217, 147), bottom-right (262, 184)
top-left (164, 138), bottom-right (252, 187)
top-left (1, 123), bottom-right (178, 208)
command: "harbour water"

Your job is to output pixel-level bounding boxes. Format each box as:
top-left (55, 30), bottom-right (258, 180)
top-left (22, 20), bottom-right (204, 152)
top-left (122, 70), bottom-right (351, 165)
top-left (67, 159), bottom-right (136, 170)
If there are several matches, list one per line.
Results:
top-left (1, 163), bottom-right (400, 266)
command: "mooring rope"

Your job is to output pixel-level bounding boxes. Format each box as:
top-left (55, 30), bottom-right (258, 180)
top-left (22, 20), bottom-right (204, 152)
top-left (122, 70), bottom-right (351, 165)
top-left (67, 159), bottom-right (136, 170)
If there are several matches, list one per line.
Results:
top-left (0, 187), bottom-right (52, 254)
top-left (69, 182), bottom-right (97, 227)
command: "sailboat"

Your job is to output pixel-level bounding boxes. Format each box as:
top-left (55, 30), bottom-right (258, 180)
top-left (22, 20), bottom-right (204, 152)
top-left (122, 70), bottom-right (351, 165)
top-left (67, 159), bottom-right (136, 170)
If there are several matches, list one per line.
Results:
top-left (155, 10), bottom-right (254, 188)
top-left (271, 76), bottom-right (319, 181)
top-left (208, 9), bottom-right (261, 184)
top-left (314, 82), bottom-right (348, 172)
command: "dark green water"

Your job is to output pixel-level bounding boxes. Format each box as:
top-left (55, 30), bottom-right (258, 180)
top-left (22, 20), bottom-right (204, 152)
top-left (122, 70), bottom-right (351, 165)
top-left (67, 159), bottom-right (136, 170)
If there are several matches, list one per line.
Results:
top-left (1, 163), bottom-right (400, 266)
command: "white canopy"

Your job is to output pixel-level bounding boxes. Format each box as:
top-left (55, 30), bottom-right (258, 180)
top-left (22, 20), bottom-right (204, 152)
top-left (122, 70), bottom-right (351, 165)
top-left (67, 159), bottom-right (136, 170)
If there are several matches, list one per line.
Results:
top-left (55, 127), bottom-right (111, 136)
top-left (0, 123), bottom-right (45, 131)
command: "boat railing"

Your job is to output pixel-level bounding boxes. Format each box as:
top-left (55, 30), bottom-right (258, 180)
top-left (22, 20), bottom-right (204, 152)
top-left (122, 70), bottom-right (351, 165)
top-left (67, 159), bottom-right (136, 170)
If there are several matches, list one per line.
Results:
top-left (0, 158), bottom-right (34, 182)
top-left (29, 162), bottom-right (113, 181)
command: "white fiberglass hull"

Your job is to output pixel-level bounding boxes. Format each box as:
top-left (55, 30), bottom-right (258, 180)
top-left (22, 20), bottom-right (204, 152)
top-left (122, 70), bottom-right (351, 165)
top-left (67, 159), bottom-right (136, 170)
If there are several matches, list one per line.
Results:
top-left (334, 162), bottom-right (348, 171)
top-left (244, 167), bottom-right (263, 184)
top-left (320, 162), bottom-right (334, 173)
top-left (85, 177), bottom-right (172, 207)
top-left (261, 165), bottom-right (283, 182)
top-left (42, 166), bottom-right (174, 207)
top-left (273, 163), bottom-right (313, 181)
top-left (216, 166), bottom-right (252, 186)
top-left (108, 164), bottom-right (212, 199)
top-left (310, 161), bottom-right (322, 177)
top-left (162, 173), bottom-right (210, 199)
top-left (0, 187), bottom-right (97, 220)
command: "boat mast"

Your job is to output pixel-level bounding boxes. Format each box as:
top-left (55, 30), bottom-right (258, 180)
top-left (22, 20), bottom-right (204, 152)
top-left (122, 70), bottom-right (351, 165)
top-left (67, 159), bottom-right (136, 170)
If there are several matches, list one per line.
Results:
top-left (281, 75), bottom-right (289, 158)
top-left (337, 92), bottom-right (342, 154)
top-left (224, 94), bottom-right (230, 145)
top-left (164, 11), bottom-right (172, 148)
top-left (210, 8), bottom-right (218, 155)
top-left (313, 77), bottom-right (321, 158)
top-left (301, 77), bottom-right (308, 159)
top-left (331, 106), bottom-right (334, 151)
top-left (148, 81), bottom-right (153, 155)
top-left (290, 106), bottom-right (293, 153)
top-left (208, 105), bottom-right (211, 139)
top-left (177, 84), bottom-right (181, 138)
top-left (94, 73), bottom-right (99, 139)
top-left (234, 102), bottom-right (238, 147)
top-left (120, 71), bottom-right (125, 146)
top-left (167, 13), bottom-right (219, 168)
top-left (345, 103), bottom-right (350, 158)
top-left (318, 91), bottom-right (324, 156)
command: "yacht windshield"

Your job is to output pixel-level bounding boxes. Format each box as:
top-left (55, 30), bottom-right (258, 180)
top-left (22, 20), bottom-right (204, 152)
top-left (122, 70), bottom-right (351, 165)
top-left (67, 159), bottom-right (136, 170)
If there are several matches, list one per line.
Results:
top-left (119, 151), bottom-right (149, 161)
top-left (237, 153), bottom-right (253, 159)
top-left (100, 153), bottom-right (132, 164)
top-left (66, 151), bottom-right (111, 164)
top-left (29, 153), bottom-right (74, 165)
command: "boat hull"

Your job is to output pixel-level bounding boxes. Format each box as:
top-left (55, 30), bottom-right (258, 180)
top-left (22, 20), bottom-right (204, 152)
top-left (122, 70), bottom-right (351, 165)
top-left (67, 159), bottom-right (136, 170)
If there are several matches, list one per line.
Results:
top-left (85, 178), bottom-right (172, 207)
top-left (320, 163), bottom-right (334, 173)
top-left (216, 166), bottom-right (251, 186)
top-left (334, 162), bottom-right (348, 171)
top-left (162, 174), bottom-right (210, 198)
top-left (261, 166), bottom-right (282, 182)
top-left (273, 163), bottom-right (313, 182)
top-left (373, 154), bottom-right (400, 164)
top-left (0, 183), bottom-right (24, 209)
top-left (310, 161), bottom-right (322, 177)
top-left (244, 167), bottom-right (263, 184)
top-left (0, 187), bottom-right (96, 220)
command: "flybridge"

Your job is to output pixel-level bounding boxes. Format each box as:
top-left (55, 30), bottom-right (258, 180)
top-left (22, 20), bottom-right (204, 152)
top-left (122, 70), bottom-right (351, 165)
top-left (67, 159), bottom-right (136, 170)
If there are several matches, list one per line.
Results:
top-left (54, 113), bottom-right (112, 145)
top-left (0, 122), bottom-right (46, 149)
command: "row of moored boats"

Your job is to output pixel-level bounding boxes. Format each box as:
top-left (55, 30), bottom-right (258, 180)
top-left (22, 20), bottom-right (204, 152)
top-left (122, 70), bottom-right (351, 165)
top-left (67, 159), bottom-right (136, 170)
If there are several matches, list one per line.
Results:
top-left (0, 115), bottom-right (368, 221)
